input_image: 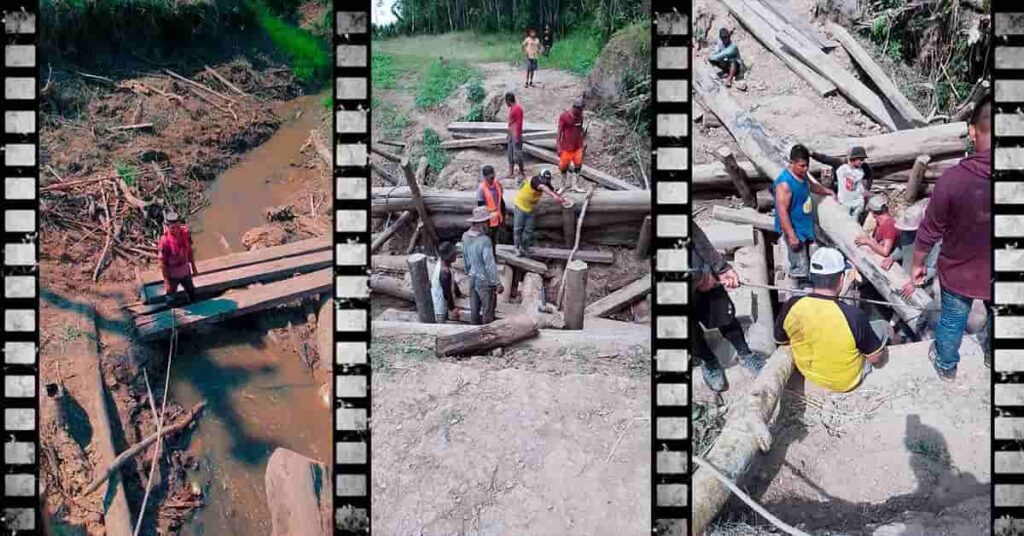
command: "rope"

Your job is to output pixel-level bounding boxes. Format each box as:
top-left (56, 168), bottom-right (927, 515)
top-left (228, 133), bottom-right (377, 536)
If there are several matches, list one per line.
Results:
top-left (132, 315), bottom-right (178, 535)
top-left (693, 455), bottom-right (811, 536)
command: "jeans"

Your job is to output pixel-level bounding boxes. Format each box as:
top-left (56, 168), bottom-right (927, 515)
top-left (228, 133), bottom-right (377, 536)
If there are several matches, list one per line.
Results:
top-left (469, 280), bottom-right (496, 325)
top-left (513, 206), bottom-right (535, 250)
top-left (785, 240), bottom-right (812, 287)
top-left (934, 288), bottom-right (991, 371)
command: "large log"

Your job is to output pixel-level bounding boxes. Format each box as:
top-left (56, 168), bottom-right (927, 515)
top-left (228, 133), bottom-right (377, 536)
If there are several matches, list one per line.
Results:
top-left (435, 315), bottom-right (540, 357)
top-left (636, 215), bottom-right (652, 259)
top-left (720, 0), bottom-right (837, 96)
top-left (400, 157), bottom-right (439, 252)
top-left (734, 231), bottom-right (776, 356)
top-left (372, 188), bottom-right (650, 216)
top-left (370, 210), bottom-right (415, 254)
top-left (446, 121), bottom-right (553, 133)
top-left (441, 130), bottom-right (556, 149)
top-left (826, 22), bottom-right (926, 127)
top-left (815, 197), bottom-right (932, 330)
top-left (495, 248), bottom-right (548, 274)
top-left (905, 154), bottom-right (931, 204)
top-left (521, 143), bottom-right (638, 191)
top-left (776, 27), bottom-right (899, 131)
top-left (692, 346), bottom-right (795, 535)
top-left (717, 147), bottom-right (757, 208)
top-left (496, 244), bottom-right (614, 264)
top-left (563, 261), bottom-right (589, 330)
top-left (585, 276), bottom-right (651, 318)
top-left (407, 253), bottom-right (435, 323)
top-left (370, 274), bottom-right (414, 301)
top-left (712, 205), bottom-right (775, 232)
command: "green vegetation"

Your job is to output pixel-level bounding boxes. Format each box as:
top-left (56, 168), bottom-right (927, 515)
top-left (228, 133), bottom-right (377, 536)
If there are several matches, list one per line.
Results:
top-left (369, 336), bottom-right (434, 373)
top-left (422, 128), bottom-right (449, 172)
top-left (372, 97), bottom-right (411, 139)
top-left (467, 76), bottom-right (486, 103)
top-left (545, 26), bottom-right (605, 75)
top-left (372, 52), bottom-right (398, 89)
top-left (248, 0), bottom-right (329, 83)
top-left (321, 93), bottom-right (333, 110)
top-left (116, 162), bottom-right (138, 187)
top-left (415, 59), bottom-right (474, 109)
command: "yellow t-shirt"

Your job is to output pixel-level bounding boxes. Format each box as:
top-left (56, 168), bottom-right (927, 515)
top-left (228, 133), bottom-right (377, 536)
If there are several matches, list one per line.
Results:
top-left (514, 176), bottom-right (545, 213)
top-left (774, 295), bottom-right (885, 392)
top-left (523, 37), bottom-right (541, 59)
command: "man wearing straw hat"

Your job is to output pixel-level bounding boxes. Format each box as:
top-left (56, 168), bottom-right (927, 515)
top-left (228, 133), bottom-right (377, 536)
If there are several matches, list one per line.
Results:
top-left (157, 210), bottom-right (199, 305)
top-left (462, 206), bottom-right (504, 325)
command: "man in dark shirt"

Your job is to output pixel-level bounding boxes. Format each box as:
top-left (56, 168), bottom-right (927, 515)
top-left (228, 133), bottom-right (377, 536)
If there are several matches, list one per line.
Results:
top-left (692, 223), bottom-right (764, 392)
top-left (463, 207), bottom-right (505, 324)
top-left (431, 242), bottom-right (462, 323)
top-left (542, 24), bottom-right (554, 56)
top-left (904, 94), bottom-right (992, 379)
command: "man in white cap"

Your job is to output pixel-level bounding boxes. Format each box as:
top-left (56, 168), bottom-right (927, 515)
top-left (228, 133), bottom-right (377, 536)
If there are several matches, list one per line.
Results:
top-left (462, 206), bottom-right (504, 325)
top-left (774, 247), bottom-right (889, 392)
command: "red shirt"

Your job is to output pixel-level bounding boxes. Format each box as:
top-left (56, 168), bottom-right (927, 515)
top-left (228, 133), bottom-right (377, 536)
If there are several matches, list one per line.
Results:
top-left (873, 215), bottom-right (898, 247)
top-left (158, 226), bottom-right (194, 280)
top-left (558, 110), bottom-right (584, 152)
top-left (508, 103), bottom-right (523, 140)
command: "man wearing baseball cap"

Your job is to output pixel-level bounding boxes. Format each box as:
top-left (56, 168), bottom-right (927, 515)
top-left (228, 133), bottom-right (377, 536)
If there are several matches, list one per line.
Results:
top-left (775, 247), bottom-right (889, 392)
top-left (157, 210), bottom-right (199, 304)
top-left (463, 206), bottom-right (504, 325)
top-left (557, 98), bottom-right (587, 192)
top-left (512, 167), bottom-right (567, 256)
top-left (854, 196), bottom-right (898, 263)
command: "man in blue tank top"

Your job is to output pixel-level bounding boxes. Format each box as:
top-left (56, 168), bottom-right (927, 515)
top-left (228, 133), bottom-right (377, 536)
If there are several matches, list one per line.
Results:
top-left (773, 144), bottom-right (835, 288)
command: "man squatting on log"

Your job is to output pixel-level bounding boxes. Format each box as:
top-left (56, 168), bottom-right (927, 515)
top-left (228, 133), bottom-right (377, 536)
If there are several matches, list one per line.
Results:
top-left (772, 144), bottom-right (836, 289)
top-left (513, 168), bottom-right (567, 256)
top-left (158, 210), bottom-right (199, 304)
top-left (463, 206), bottom-right (505, 325)
top-left (691, 223), bottom-right (765, 392)
top-left (775, 247), bottom-right (890, 392)
top-left (431, 241), bottom-right (463, 323)
top-left (708, 28), bottom-right (741, 89)
top-left (902, 94), bottom-right (993, 380)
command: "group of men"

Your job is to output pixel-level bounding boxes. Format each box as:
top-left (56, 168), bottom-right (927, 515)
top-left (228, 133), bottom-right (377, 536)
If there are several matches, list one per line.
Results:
top-left (693, 94), bottom-right (992, 393)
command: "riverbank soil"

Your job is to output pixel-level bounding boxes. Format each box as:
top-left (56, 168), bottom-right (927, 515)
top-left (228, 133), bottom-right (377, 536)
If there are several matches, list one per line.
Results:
top-left (38, 2), bottom-right (332, 534)
top-left (369, 26), bottom-right (653, 532)
top-left (692, 0), bottom-right (991, 534)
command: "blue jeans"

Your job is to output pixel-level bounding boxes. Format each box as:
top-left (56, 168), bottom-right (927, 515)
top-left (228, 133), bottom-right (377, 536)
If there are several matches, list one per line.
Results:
top-left (934, 288), bottom-right (991, 371)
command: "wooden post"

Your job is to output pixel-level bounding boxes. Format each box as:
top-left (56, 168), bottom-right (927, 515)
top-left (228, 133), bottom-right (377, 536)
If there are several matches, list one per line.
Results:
top-left (732, 231), bottom-right (776, 357)
top-left (905, 154), bottom-right (932, 204)
top-left (755, 189), bottom-right (774, 212)
top-left (407, 253), bottom-right (435, 323)
top-left (562, 205), bottom-right (576, 247)
top-left (635, 215), bottom-right (652, 260)
top-left (400, 157), bottom-right (439, 254)
top-left (435, 315), bottom-right (540, 357)
top-left (716, 147), bottom-right (757, 208)
top-left (563, 260), bottom-right (588, 330)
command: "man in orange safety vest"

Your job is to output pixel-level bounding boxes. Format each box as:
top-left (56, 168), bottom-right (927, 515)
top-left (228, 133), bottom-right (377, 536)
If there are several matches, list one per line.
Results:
top-left (476, 164), bottom-right (505, 258)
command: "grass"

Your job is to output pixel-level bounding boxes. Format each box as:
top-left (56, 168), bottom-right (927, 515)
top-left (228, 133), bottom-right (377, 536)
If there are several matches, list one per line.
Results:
top-left (545, 26), bottom-right (606, 75)
top-left (372, 97), bottom-right (411, 139)
top-left (372, 51), bottom-right (397, 89)
top-left (248, 0), bottom-right (329, 84)
top-left (415, 59), bottom-right (474, 109)
top-left (369, 336), bottom-right (434, 373)
top-left (320, 93), bottom-right (332, 110)
top-left (422, 128), bottom-right (448, 173)
top-left (115, 161), bottom-right (138, 187)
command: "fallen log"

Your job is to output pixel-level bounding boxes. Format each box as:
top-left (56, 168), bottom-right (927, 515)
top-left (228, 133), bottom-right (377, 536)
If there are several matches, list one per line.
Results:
top-left (816, 197), bottom-right (932, 331)
top-left (446, 121), bottom-right (553, 133)
top-left (371, 144), bottom-right (403, 163)
top-left (370, 161), bottom-right (400, 186)
top-left (704, 223), bottom-right (756, 250)
top-left (776, 27), bottom-right (899, 131)
top-left (693, 156), bottom-right (960, 190)
top-left (905, 155), bottom-right (932, 204)
top-left (827, 22), bottom-right (926, 127)
top-left (369, 274), bottom-right (415, 301)
top-left (372, 187), bottom-right (650, 216)
top-left (435, 314), bottom-right (540, 357)
top-left (495, 244), bottom-right (614, 264)
top-left (810, 123), bottom-right (968, 169)
top-left (441, 130), bottom-right (556, 149)
top-left (427, 212), bottom-right (645, 235)
top-left (712, 205), bottom-right (775, 232)
top-left (370, 211), bottom-right (415, 254)
top-left (585, 276), bottom-right (651, 318)
top-left (692, 347), bottom-right (794, 535)
top-left (720, 0), bottom-right (837, 96)
top-left (757, 0), bottom-right (837, 50)
top-left (521, 143), bottom-right (638, 191)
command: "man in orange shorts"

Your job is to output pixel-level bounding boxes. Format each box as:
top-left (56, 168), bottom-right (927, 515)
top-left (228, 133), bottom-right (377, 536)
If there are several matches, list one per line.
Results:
top-left (557, 98), bottom-right (587, 192)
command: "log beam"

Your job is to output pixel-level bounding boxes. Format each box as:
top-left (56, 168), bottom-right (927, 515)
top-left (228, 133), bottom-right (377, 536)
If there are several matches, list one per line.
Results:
top-left (407, 253), bottom-right (435, 323)
top-left (711, 205), bottom-right (775, 232)
top-left (435, 315), bottom-right (540, 357)
top-left (400, 157), bottom-right (439, 253)
top-left (370, 211), bottom-right (415, 254)
top-left (563, 260), bottom-right (589, 330)
top-left (717, 147), bottom-right (756, 208)
top-left (905, 154), bottom-right (932, 204)
top-left (585, 276), bottom-right (651, 318)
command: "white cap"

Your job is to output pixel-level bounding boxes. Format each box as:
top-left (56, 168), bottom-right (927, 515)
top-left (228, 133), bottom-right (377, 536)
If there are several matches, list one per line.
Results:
top-left (809, 247), bottom-right (847, 276)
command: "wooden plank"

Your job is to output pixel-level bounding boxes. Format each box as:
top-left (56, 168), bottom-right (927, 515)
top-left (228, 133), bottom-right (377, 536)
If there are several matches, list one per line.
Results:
top-left (521, 143), bottom-right (638, 191)
top-left (757, 0), bottom-right (837, 50)
top-left (139, 235), bottom-right (331, 286)
top-left (142, 249), bottom-right (333, 304)
top-left (495, 244), bottom-right (614, 264)
top-left (441, 130), bottom-right (556, 149)
top-left (585, 277), bottom-right (652, 318)
top-left (720, 0), bottom-right (837, 97)
top-left (826, 22), bottom-right (926, 127)
top-left (711, 205), bottom-right (775, 232)
top-left (446, 121), bottom-right (554, 133)
top-left (775, 27), bottom-right (898, 131)
top-left (704, 223), bottom-right (756, 250)
top-left (495, 247), bottom-right (548, 274)
top-left (135, 269), bottom-right (333, 342)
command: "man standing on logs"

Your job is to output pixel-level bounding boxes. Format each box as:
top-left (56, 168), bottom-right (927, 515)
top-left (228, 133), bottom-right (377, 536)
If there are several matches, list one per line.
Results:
top-left (513, 168), bottom-right (568, 256)
top-left (692, 223), bottom-right (764, 392)
top-left (505, 92), bottom-right (526, 180)
top-left (431, 242), bottom-right (462, 323)
top-left (775, 248), bottom-right (889, 393)
top-left (158, 210), bottom-right (199, 304)
top-left (463, 207), bottom-right (504, 325)
top-left (557, 98), bottom-right (587, 193)
top-left (773, 144), bottom-right (836, 289)
top-left (708, 28), bottom-right (741, 88)
top-left (904, 94), bottom-right (993, 379)
top-left (475, 165), bottom-right (505, 257)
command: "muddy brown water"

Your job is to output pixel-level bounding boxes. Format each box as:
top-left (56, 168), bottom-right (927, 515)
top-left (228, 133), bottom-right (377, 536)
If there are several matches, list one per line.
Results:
top-left (170, 93), bottom-right (331, 535)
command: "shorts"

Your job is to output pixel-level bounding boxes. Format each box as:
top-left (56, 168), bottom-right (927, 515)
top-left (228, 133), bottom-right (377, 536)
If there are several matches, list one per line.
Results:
top-left (527, 58), bottom-right (538, 72)
top-left (558, 148), bottom-right (584, 172)
top-left (507, 136), bottom-right (524, 166)
top-left (786, 240), bottom-right (812, 279)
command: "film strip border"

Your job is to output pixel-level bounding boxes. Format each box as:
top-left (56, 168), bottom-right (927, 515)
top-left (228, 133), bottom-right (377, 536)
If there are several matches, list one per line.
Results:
top-left (333, 4), bottom-right (372, 534)
top-left (651, 1), bottom-right (691, 533)
top-left (2, 5), bottom-right (40, 535)
top-left (993, 4), bottom-right (1024, 533)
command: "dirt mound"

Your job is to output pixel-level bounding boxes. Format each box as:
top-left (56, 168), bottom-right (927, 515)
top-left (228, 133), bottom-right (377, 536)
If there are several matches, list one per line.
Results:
top-left (586, 22), bottom-right (650, 108)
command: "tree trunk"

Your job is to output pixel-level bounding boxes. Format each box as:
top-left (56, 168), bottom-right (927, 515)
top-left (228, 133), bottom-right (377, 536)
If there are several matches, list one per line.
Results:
top-left (712, 205), bottom-right (775, 232)
top-left (563, 260), bottom-right (588, 330)
top-left (905, 154), bottom-right (932, 204)
top-left (401, 157), bottom-right (439, 254)
top-left (716, 147), bottom-right (756, 208)
top-left (370, 274), bottom-right (415, 302)
top-left (585, 276), bottom-right (651, 318)
top-left (562, 205), bottom-right (575, 247)
top-left (635, 215), bottom-right (652, 260)
top-left (407, 253), bottom-right (436, 323)
top-left (372, 188), bottom-right (650, 217)
top-left (370, 211), bottom-right (415, 254)
top-left (435, 315), bottom-right (540, 357)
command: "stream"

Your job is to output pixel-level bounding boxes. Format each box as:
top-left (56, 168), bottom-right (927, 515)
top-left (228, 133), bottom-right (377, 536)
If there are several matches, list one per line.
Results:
top-left (168, 93), bottom-right (331, 535)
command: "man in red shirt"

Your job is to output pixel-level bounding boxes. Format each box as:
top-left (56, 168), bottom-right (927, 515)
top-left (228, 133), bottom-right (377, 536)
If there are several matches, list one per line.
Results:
top-left (505, 92), bottom-right (525, 179)
top-left (904, 94), bottom-right (992, 379)
top-left (158, 211), bottom-right (199, 304)
top-left (854, 196), bottom-right (898, 261)
top-left (557, 98), bottom-right (587, 192)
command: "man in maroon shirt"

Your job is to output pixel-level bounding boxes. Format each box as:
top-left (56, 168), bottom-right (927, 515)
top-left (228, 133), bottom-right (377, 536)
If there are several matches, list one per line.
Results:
top-left (904, 94), bottom-right (992, 380)
top-left (557, 98), bottom-right (587, 192)
top-left (505, 92), bottom-right (525, 179)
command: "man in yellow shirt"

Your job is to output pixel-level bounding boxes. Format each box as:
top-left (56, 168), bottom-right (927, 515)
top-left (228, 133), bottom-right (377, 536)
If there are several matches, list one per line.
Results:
top-left (522, 28), bottom-right (542, 88)
top-left (774, 247), bottom-right (889, 392)
top-left (513, 168), bottom-right (566, 256)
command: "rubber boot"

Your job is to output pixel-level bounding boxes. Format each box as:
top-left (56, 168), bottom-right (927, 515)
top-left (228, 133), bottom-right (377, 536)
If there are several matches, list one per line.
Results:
top-left (738, 351), bottom-right (764, 375)
top-left (701, 357), bottom-right (729, 392)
